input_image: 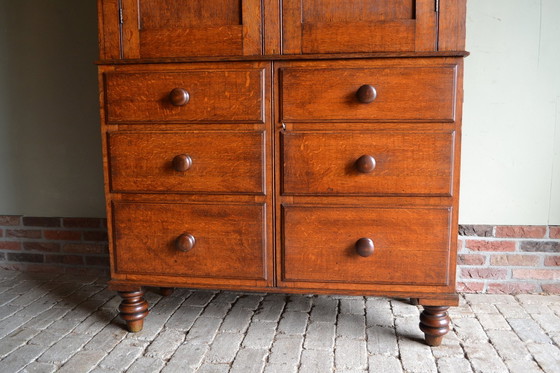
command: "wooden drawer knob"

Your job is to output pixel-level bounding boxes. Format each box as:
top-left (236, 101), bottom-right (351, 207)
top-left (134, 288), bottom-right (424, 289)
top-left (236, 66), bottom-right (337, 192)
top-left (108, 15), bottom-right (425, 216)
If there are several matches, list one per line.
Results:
top-left (356, 84), bottom-right (377, 103)
top-left (172, 154), bottom-right (192, 172)
top-left (175, 233), bottom-right (196, 252)
top-left (169, 88), bottom-right (190, 106)
top-left (355, 238), bottom-right (374, 257)
top-left (355, 154), bottom-right (376, 173)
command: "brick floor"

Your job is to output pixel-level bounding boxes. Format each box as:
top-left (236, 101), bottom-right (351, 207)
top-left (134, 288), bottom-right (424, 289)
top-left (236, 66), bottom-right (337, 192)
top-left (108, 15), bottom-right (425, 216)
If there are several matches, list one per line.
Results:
top-left (0, 269), bottom-right (559, 372)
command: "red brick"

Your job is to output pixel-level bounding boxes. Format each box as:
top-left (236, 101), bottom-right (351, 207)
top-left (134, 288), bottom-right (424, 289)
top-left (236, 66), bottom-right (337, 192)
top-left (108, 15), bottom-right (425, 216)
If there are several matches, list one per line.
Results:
top-left (43, 230), bottom-right (81, 241)
top-left (23, 242), bottom-right (61, 253)
top-left (544, 256), bottom-right (560, 266)
top-left (457, 238), bottom-right (465, 253)
top-left (85, 255), bottom-right (110, 267)
top-left (82, 231), bottom-right (108, 242)
top-left (0, 229), bottom-right (3, 237)
top-left (0, 242), bottom-right (21, 250)
top-left (541, 283), bottom-right (560, 294)
top-left (465, 240), bottom-right (516, 252)
top-left (487, 282), bottom-right (538, 294)
top-left (512, 269), bottom-right (560, 280)
top-left (6, 229), bottom-right (42, 239)
top-left (456, 281), bottom-right (484, 293)
top-left (490, 254), bottom-right (540, 266)
top-left (45, 254), bottom-right (84, 265)
top-left (550, 226), bottom-right (560, 239)
top-left (22, 217), bottom-right (61, 227)
top-left (460, 268), bottom-right (508, 280)
top-left (0, 263), bottom-right (63, 273)
top-left (0, 215), bottom-right (21, 226)
top-left (457, 254), bottom-right (486, 265)
top-left (7, 253), bottom-right (44, 263)
top-left (64, 267), bottom-right (109, 276)
top-left (62, 243), bottom-right (108, 255)
top-left (62, 218), bottom-right (102, 228)
top-left (495, 225), bottom-right (546, 239)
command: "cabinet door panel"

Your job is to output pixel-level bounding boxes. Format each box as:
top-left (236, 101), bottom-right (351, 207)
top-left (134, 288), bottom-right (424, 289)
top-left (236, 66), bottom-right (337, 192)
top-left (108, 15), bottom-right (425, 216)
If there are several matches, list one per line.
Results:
top-left (121, 0), bottom-right (262, 58)
top-left (283, 0), bottom-right (437, 54)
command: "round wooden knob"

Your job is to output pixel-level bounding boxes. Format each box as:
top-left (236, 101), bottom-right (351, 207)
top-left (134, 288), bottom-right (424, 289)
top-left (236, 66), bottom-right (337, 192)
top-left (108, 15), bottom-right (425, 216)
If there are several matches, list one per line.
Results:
top-left (172, 154), bottom-right (192, 172)
top-left (356, 84), bottom-right (377, 103)
top-left (355, 155), bottom-right (376, 173)
top-left (355, 238), bottom-right (374, 257)
top-left (175, 233), bottom-right (196, 252)
top-left (169, 88), bottom-right (190, 106)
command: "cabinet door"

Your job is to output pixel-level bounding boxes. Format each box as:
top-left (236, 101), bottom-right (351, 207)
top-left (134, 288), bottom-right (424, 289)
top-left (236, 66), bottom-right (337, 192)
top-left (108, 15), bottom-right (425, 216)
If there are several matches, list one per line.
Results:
top-left (282, 0), bottom-right (437, 54)
top-left (120, 0), bottom-right (262, 58)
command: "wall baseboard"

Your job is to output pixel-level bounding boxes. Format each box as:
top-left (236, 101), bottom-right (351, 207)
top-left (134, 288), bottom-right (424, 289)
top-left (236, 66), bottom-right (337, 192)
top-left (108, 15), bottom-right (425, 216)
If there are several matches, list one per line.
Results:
top-left (1, 216), bottom-right (558, 294)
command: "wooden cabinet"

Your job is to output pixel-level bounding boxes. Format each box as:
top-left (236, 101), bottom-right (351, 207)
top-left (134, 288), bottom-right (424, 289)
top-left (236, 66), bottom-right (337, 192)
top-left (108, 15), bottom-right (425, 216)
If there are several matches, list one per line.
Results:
top-left (97, 0), bottom-right (467, 345)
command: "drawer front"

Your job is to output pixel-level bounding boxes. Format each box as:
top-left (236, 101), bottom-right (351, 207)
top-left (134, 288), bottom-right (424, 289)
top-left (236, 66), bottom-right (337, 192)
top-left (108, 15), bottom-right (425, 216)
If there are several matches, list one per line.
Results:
top-left (280, 65), bottom-right (456, 122)
top-left (104, 68), bottom-right (264, 123)
top-left (113, 202), bottom-right (267, 280)
top-left (282, 131), bottom-right (454, 196)
top-left (281, 205), bottom-right (451, 287)
top-left (108, 131), bottom-right (264, 194)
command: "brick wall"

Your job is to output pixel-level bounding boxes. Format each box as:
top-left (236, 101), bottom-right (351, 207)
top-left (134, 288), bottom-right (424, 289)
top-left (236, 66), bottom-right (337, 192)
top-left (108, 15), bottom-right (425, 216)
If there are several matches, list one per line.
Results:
top-left (458, 225), bottom-right (559, 294)
top-left (1, 216), bottom-right (559, 294)
top-left (0, 215), bottom-right (109, 275)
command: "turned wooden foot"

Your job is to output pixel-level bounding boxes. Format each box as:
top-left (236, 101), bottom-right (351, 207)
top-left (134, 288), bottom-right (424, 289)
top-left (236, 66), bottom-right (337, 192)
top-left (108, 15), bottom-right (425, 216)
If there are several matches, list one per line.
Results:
top-left (118, 289), bottom-right (149, 333)
top-left (419, 306), bottom-right (450, 346)
top-left (160, 287), bottom-right (174, 296)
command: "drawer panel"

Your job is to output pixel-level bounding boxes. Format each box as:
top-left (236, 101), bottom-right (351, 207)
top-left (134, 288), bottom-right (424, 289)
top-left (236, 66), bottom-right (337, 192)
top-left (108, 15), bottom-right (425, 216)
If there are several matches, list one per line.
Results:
top-left (282, 131), bottom-right (454, 196)
top-left (113, 202), bottom-right (267, 280)
top-left (281, 205), bottom-right (451, 287)
top-left (104, 68), bottom-right (264, 123)
top-left (280, 65), bottom-right (456, 122)
top-left (108, 131), bottom-right (264, 194)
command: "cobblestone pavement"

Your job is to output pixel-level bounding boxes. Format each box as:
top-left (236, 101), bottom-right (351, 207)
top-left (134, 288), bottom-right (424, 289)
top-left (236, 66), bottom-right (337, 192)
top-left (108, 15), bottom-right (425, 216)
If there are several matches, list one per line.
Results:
top-left (0, 270), bottom-right (559, 373)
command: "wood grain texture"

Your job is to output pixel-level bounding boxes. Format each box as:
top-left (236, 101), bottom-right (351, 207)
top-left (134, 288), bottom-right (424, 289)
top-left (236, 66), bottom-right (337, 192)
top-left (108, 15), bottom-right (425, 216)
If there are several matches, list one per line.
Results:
top-left (112, 201), bottom-right (268, 282)
top-left (280, 63), bottom-right (457, 122)
top-left (104, 67), bottom-right (265, 123)
top-left (97, 0), bottom-right (121, 59)
top-left (438, 0), bottom-right (467, 51)
top-left (280, 205), bottom-right (451, 287)
top-left (281, 131), bottom-right (454, 196)
top-left (108, 131), bottom-right (265, 194)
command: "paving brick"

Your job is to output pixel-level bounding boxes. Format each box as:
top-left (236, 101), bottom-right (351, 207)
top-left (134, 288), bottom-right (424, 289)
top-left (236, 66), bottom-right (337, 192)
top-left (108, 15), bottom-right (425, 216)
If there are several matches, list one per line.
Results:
top-left (20, 361), bottom-right (58, 373)
top-left (398, 338), bottom-right (437, 373)
top-left (453, 317), bottom-right (488, 342)
top-left (196, 363), bottom-right (230, 373)
top-left (462, 342), bottom-right (509, 373)
top-left (268, 334), bottom-right (303, 367)
top-left (201, 302), bottom-right (232, 319)
top-left (165, 304), bottom-right (203, 331)
top-left (391, 300), bottom-right (420, 318)
top-left (230, 347), bottom-right (268, 373)
top-left (0, 344), bottom-right (45, 372)
top-left (184, 290), bottom-right (216, 307)
top-left (526, 343), bottom-right (560, 373)
top-left (277, 311), bottom-right (308, 335)
top-left (212, 291), bottom-right (240, 304)
top-left (126, 356), bottom-right (166, 373)
top-left (310, 296), bottom-right (338, 323)
top-left (496, 302), bottom-right (530, 318)
top-left (145, 328), bottom-right (184, 359)
top-left (253, 295), bottom-right (286, 322)
top-left (340, 297), bottom-right (365, 315)
top-left (366, 298), bottom-right (394, 328)
top-left (368, 355), bottom-right (403, 373)
top-left (486, 330), bottom-right (531, 361)
top-left (504, 359), bottom-right (545, 373)
top-left (242, 320), bottom-right (277, 349)
top-left (235, 294), bottom-right (263, 310)
top-left (299, 349), bottom-right (334, 373)
top-left (57, 349), bottom-right (107, 373)
top-left (163, 343), bottom-right (208, 373)
top-left (219, 305), bottom-right (254, 333)
top-left (83, 326), bottom-right (127, 351)
top-left (465, 294), bottom-right (517, 304)
top-left (366, 326), bottom-right (398, 356)
top-left (206, 332), bottom-right (244, 363)
top-left (303, 321), bottom-right (335, 351)
top-left (184, 316), bottom-right (222, 345)
top-left (337, 313), bottom-right (366, 339)
top-left (285, 294), bottom-right (312, 312)
top-left (508, 318), bottom-right (552, 343)
top-left (476, 312), bottom-right (511, 330)
top-left (430, 331), bottom-right (465, 359)
top-left (37, 332), bottom-right (92, 364)
top-left (531, 312), bottom-right (560, 333)
top-left (97, 338), bottom-right (148, 371)
top-left (436, 357), bottom-right (474, 373)
top-left (335, 338), bottom-right (367, 370)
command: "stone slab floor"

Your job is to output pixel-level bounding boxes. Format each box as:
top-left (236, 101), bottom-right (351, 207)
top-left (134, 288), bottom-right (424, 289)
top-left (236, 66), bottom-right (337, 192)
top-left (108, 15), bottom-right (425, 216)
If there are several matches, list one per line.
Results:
top-left (0, 270), bottom-right (559, 373)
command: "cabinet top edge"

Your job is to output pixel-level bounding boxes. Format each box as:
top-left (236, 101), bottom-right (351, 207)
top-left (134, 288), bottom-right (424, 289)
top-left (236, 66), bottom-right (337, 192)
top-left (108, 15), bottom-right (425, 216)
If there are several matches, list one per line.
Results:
top-left (96, 51), bottom-right (469, 65)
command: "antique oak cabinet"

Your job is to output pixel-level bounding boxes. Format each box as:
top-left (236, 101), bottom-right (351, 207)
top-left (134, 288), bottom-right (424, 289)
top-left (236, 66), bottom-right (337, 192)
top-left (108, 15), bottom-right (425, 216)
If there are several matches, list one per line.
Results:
top-left (96, 0), bottom-right (467, 346)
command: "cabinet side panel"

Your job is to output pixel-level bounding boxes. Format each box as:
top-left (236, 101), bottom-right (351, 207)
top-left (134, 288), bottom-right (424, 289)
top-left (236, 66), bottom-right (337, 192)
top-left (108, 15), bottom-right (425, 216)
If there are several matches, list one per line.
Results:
top-left (438, 0), bottom-right (467, 51)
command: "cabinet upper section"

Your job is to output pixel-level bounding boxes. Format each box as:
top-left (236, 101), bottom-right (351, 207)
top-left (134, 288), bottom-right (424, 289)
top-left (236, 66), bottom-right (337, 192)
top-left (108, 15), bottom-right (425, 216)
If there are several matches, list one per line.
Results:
top-left (97, 0), bottom-right (466, 60)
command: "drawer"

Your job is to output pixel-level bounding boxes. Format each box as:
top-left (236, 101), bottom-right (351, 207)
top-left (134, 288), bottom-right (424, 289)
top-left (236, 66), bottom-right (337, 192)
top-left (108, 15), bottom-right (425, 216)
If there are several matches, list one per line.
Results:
top-left (113, 202), bottom-right (267, 281)
top-left (280, 65), bottom-right (456, 122)
top-left (108, 131), bottom-right (264, 194)
top-left (281, 205), bottom-right (451, 287)
top-left (282, 131), bottom-right (454, 196)
top-left (104, 68), bottom-right (265, 123)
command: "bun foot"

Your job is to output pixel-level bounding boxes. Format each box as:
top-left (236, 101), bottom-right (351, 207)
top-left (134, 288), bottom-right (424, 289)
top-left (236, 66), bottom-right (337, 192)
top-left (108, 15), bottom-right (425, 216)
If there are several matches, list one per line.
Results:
top-left (118, 289), bottom-right (149, 333)
top-left (419, 306), bottom-right (450, 346)
top-left (160, 287), bottom-right (174, 296)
